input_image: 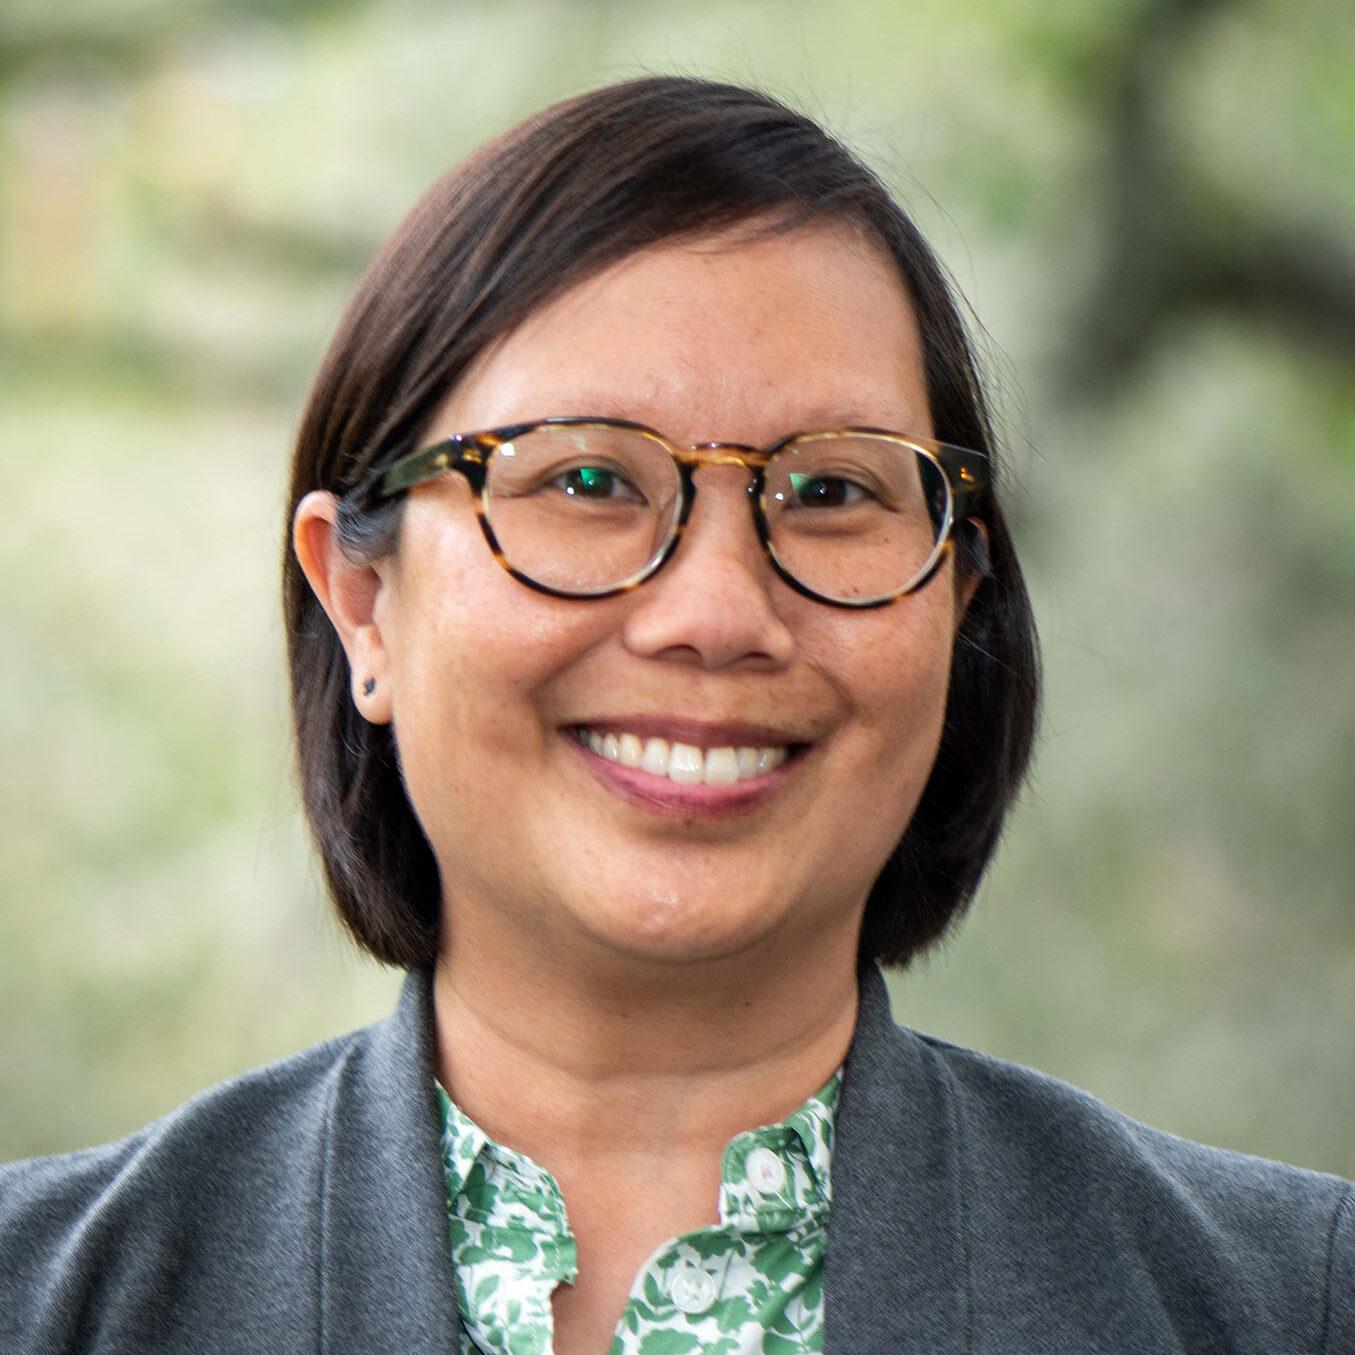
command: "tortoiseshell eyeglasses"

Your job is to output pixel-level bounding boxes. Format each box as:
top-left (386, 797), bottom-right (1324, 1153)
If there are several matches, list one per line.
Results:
top-left (363, 416), bottom-right (988, 609)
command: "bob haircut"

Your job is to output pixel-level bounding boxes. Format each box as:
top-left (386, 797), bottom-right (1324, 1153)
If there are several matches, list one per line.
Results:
top-left (283, 75), bottom-right (1040, 971)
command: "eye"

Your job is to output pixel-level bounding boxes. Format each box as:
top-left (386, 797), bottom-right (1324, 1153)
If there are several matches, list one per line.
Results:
top-left (553, 464), bottom-right (647, 503)
top-left (787, 471), bottom-right (872, 508)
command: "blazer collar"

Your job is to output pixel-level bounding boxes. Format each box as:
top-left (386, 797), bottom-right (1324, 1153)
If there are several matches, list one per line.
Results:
top-left (317, 966), bottom-right (968, 1354)
top-left (318, 969), bottom-right (462, 1353)
top-left (825, 965), bottom-right (970, 1354)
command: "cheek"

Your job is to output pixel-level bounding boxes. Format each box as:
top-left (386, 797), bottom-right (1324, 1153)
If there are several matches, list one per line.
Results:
top-left (386, 504), bottom-right (531, 722)
top-left (384, 603), bottom-right (565, 888)
top-left (392, 605), bottom-right (557, 761)
top-left (837, 596), bottom-right (958, 782)
top-left (383, 506), bottom-right (612, 782)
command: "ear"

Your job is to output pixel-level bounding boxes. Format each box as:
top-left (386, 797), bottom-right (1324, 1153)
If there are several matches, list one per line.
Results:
top-left (292, 491), bottom-right (394, 725)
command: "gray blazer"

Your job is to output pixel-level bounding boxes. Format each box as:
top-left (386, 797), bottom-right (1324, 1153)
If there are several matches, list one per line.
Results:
top-left (2, 967), bottom-right (1351, 1353)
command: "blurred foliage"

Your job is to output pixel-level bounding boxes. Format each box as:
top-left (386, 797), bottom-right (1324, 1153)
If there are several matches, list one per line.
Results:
top-left (1, 0), bottom-right (1352, 1175)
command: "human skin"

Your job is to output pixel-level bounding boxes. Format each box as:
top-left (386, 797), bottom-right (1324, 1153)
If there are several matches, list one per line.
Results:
top-left (294, 220), bottom-right (977, 1353)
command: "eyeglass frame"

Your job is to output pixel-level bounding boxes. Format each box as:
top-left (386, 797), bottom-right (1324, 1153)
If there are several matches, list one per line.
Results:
top-left (355, 415), bottom-right (990, 609)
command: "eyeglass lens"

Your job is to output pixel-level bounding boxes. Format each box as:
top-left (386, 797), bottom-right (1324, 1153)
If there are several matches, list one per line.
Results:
top-left (482, 423), bottom-right (952, 603)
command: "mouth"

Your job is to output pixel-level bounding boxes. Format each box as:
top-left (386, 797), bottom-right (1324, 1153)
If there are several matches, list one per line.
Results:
top-left (572, 725), bottom-right (798, 787)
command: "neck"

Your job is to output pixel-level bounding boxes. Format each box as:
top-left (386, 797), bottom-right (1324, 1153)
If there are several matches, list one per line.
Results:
top-left (431, 935), bottom-right (860, 1169)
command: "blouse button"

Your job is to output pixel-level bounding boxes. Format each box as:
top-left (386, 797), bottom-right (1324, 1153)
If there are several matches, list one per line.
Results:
top-left (669, 1265), bottom-right (717, 1315)
top-left (745, 1145), bottom-right (787, 1194)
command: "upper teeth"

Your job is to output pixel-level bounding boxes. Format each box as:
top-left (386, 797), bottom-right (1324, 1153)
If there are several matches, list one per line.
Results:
top-left (577, 728), bottom-right (789, 785)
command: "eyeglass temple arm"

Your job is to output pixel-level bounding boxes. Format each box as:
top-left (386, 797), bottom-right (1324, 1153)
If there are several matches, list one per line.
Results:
top-left (935, 443), bottom-right (989, 524)
top-left (375, 435), bottom-right (493, 500)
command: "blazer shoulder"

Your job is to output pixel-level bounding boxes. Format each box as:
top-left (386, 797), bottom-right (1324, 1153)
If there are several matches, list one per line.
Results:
top-left (905, 1026), bottom-right (1355, 1352)
top-left (1, 1023), bottom-right (368, 1201)
top-left (911, 1026), bottom-right (1351, 1205)
top-left (0, 1024), bottom-right (373, 1354)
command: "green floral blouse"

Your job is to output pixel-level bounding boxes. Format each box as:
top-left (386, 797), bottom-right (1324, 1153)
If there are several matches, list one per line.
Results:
top-left (435, 1071), bottom-right (840, 1355)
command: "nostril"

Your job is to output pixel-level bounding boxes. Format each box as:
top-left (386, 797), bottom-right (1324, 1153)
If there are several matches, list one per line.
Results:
top-left (619, 533), bottom-right (796, 670)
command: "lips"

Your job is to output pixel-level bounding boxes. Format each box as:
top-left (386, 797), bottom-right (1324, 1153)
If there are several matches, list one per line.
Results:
top-left (574, 726), bottom-right (792, 786)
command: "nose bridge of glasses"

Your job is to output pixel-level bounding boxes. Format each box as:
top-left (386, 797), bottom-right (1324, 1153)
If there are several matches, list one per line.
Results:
top-left (674, 440), bottom-right (773, 474)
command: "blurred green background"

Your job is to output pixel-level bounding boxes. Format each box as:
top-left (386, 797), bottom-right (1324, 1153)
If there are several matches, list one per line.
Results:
top-left (2, 0), bottom-right (1353, 1175)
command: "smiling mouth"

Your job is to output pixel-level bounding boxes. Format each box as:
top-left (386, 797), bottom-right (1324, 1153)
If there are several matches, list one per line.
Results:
top-left (574, 727), bottom-right (794, 787)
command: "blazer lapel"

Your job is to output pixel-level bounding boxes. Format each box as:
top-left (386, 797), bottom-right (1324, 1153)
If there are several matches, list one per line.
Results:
top-left (318, 970), bottom-right (464, 1354)
top-left (826, 966), bottom-right (971, 1354)
top-left (314, 965), bottom-right (970, 1354)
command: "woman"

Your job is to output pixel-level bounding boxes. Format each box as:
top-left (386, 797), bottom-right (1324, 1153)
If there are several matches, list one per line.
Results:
top-left (2, 77), bottom-right (1350, 1355)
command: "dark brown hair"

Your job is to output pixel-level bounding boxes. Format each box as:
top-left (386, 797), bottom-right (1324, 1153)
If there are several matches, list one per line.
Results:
top-left (283, 75), bottom-right (1040, 970)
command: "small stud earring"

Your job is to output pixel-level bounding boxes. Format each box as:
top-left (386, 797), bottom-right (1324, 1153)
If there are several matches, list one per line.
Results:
top-left (362, 677), bottom-right (376, 696)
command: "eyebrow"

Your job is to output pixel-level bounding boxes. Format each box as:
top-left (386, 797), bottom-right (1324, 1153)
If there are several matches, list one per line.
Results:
top-left (490, 398), bottom-right (930, 441)
top-left (776, 407), bottom-right (929, 435)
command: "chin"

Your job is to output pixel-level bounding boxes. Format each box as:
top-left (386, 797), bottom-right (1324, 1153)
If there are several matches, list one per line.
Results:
top-left (557, 879), bottom-right (732, 954)
top-left (571, 881), bottom-right (842, 974)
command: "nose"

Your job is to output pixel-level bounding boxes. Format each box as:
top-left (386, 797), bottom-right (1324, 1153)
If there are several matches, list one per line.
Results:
top-left (620, 465), bottom-right (796, 670)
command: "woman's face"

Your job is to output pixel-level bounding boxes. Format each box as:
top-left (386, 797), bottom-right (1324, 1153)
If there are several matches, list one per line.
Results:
top-left (365, 222), bottom-right (970, 985)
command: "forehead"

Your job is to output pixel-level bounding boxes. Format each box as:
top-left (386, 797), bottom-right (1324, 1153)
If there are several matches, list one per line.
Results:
top-left (431, 221), bottom-right (933, 447)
